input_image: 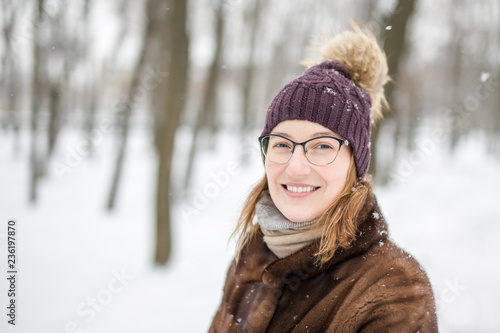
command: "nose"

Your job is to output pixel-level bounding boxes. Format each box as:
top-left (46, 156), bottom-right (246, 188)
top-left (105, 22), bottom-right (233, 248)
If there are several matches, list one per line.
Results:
top-left (286, 146), bottom-right (311, 177)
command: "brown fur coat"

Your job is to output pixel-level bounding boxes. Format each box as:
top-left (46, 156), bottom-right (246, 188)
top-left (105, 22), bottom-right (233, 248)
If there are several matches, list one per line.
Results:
top-left (209, 194), bottom-right (438, 332)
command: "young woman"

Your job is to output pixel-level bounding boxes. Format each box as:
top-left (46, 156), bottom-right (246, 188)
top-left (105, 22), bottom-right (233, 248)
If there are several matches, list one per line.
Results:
top-left (209, 25), bottom-right (438, 333)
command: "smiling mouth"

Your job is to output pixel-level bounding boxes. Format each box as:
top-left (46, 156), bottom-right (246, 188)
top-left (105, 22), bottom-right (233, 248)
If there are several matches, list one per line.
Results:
top-left (282, 185), bottom-right (320, 193)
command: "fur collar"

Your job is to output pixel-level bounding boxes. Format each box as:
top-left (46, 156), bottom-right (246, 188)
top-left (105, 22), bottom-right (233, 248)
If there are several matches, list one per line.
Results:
top-left (235, 193), bottom-right (389, 288)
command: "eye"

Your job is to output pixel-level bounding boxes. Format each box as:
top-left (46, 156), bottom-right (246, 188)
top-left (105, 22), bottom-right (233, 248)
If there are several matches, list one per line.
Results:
top-left (313, 143), bottom-right (334, 150)
top-left (273, 142), bottom-right (292, 149)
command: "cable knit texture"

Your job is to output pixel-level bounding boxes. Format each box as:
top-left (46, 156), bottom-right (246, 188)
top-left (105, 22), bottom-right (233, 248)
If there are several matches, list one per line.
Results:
top-left (260, 60), bottom-right (372, 178)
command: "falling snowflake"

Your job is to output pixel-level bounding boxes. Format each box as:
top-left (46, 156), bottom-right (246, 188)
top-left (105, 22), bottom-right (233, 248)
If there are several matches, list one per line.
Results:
top-left (372, 212), bottom-right (380, 220)
top-left (480, 72), bottom-right (490, 82)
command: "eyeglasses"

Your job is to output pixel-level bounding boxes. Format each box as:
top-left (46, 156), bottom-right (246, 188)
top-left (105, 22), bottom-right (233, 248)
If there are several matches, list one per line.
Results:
top-left (258, 134), bottom-right (349, 165)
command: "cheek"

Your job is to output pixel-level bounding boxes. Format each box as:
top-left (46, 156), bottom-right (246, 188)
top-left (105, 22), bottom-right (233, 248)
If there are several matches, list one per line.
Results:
top-left (322, 157), bottom-right (351, 198)
top-left (264, 161), bottom-right (280, 189)
top-left (324, 172), bottom-right (347, 198)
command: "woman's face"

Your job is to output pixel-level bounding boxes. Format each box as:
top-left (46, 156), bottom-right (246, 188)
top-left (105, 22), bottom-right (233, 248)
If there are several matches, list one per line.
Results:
top-left (265, 120), bottom-right (352, 223)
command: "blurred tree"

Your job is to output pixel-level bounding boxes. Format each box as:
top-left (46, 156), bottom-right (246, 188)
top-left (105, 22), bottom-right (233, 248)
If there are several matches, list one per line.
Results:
top-left (491, 2), bottom-right (500, 155)
top-left (107, 0), bottom-right (156, 210)
top-left (369, 0), bottom-right (416, 184)
top-left (448, 0), bottom-right (465, 153)
top-left (240, 0), bottom-right (262, 143)
top-left (1, 0), bottom-right (21, 156)
top-left (106, 0), bottom-right (130, 70)
top-left (81, 0), bottom-right (99, 158)
top-left (155, 0), bottom-right (190, 265)
top-left (183, 1), bottom-right (225, 191)
top-left (46, 2), bottom-right (66, 158)
top-left (29, 0), bottom-right (46, 203)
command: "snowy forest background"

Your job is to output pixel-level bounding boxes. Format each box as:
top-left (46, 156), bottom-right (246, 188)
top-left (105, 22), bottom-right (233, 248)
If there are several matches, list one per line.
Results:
top-left (0, 0), bottom-right (499, 332)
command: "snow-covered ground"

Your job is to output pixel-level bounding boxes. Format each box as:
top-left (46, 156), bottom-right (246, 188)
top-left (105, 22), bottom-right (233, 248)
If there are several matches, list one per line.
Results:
top-left (0, 127), bottom-right (499, 333)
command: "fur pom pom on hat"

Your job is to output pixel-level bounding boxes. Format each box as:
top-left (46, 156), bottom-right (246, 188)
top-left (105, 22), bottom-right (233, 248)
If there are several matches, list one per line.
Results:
top-left (261, 24), bottom-right (390, 178)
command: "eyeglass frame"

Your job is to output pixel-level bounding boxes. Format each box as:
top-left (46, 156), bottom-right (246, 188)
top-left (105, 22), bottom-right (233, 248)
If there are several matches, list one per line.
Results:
top-left (258, 134), bottom-right (349, 166)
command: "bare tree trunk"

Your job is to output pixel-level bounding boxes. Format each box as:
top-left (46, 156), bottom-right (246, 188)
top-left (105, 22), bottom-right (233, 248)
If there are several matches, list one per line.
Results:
top-left (155, 0), bottom-right (189, 265)
top-left (83, 80), bottom-right (99, 157)
top-left (448, 3), bottom-right (465, 153)
top-left (7, 65), bottom-right (20, 157)
top-left (1, 1), bottom-right (16, 74)
top-left (406, 74), bottom-right (420, 153)
top-left (240, 0), bottom-right (261, 142)
top-left (106, 1), bottom-right (155, 210)
top-left (183, 2), bottom-right (224, 191)
top-left (490, 78), bottom-right (500, 156)
top-left (46, 3), bottom-right (65, 159)
top-left (369, 0), bottom-right (416, 184)
top-left (1, 1), bottom-right (21, 156)
top-left (29, 0), bottom-right (45, 203)
top-left (448, 36), bottom-right (464, 153)
top-left (47, 82), bottom-right (62, 157)
top-left (106, 0), bottom-right (130, 71)
top-left (82, 0), bottom-right (98, 158)
top-left (489, 10), bottom-right (500, 156)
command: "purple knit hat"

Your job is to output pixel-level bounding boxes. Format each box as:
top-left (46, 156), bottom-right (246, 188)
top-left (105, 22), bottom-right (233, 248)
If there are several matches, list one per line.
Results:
top-left (260, 60), bottom-right (372, 178)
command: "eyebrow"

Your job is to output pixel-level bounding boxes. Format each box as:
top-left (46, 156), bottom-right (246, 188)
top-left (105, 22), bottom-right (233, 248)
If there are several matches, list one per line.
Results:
top-left (271, 131), bottom-right (336, 140)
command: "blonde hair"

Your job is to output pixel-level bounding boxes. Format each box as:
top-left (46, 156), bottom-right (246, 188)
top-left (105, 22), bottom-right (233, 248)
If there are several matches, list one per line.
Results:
top-left (232, 154), bottom-right (372, 267)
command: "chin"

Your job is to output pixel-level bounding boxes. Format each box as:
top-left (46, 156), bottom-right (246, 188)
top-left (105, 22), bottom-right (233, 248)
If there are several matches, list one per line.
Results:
top-left (282, 210), bottom-right (318, 223)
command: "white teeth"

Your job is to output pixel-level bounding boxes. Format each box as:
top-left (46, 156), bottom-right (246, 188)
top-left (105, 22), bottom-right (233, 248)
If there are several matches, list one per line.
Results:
top-left (286, 185), bottom-right (316, 193)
